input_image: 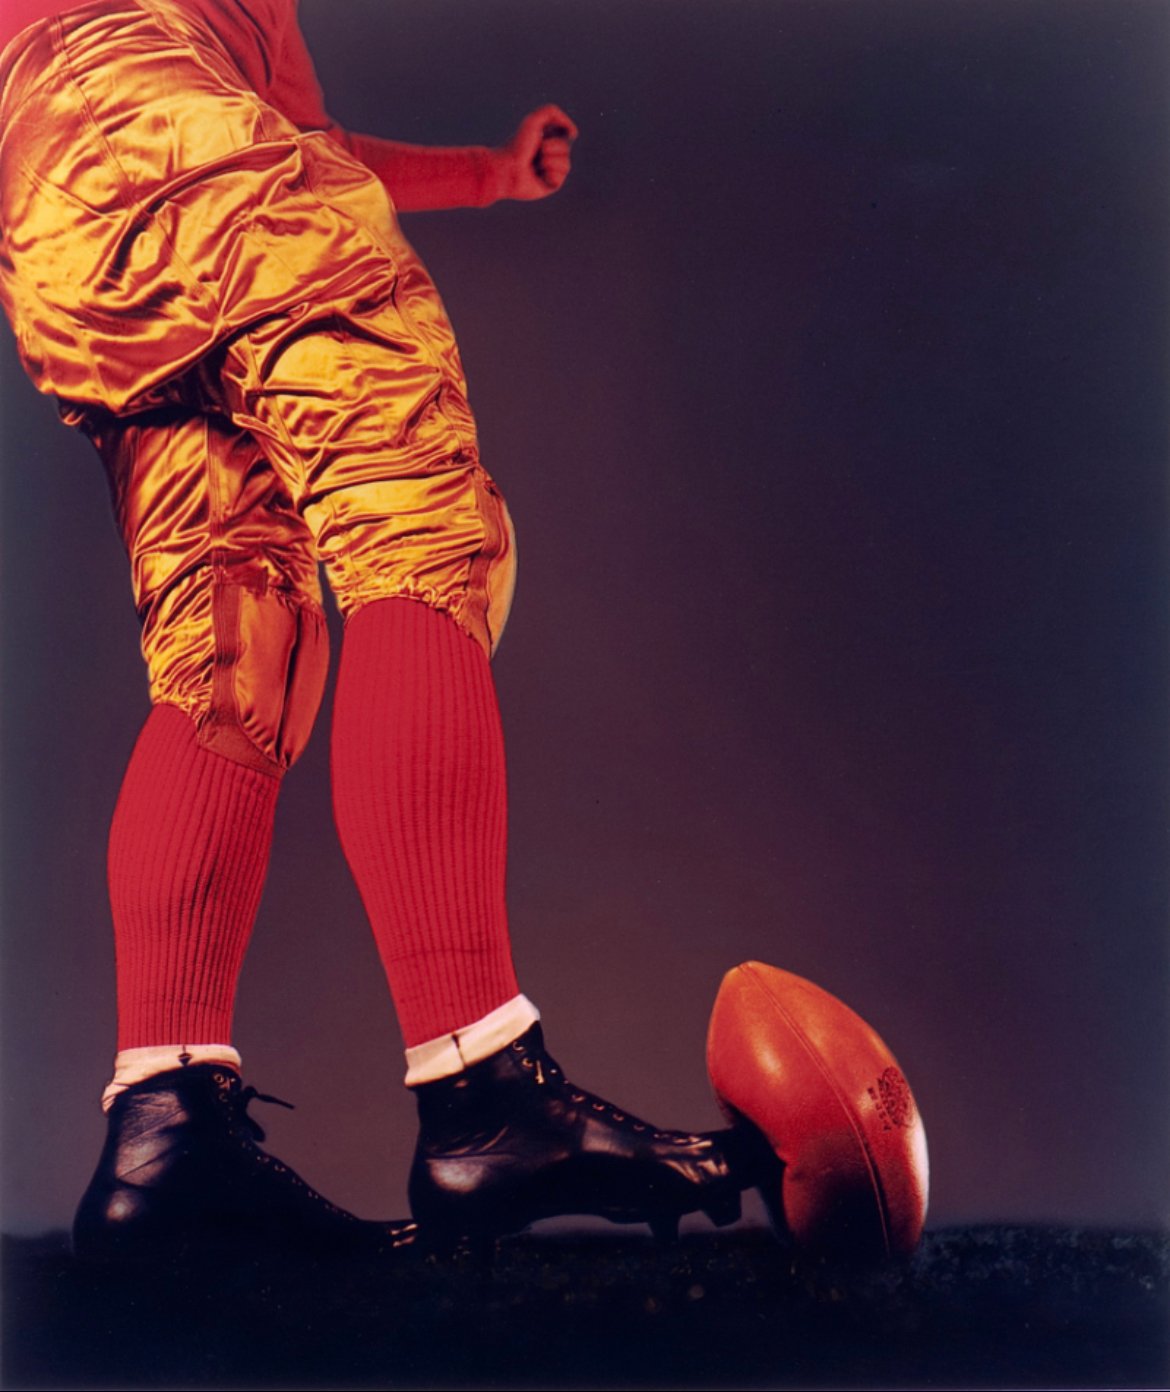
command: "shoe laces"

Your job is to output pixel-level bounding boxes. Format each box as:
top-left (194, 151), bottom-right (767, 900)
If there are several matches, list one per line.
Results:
top-left (214, 1072), bottom-right (295, 1144)
top-left (212, 1077), bottom-right (358, 1220)
top-left (509, 1040), bottom-right (700, 1143)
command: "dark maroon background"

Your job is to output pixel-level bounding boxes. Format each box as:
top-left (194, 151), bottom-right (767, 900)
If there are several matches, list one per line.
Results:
top-left (2, 0), bottom-right (1167, 1236)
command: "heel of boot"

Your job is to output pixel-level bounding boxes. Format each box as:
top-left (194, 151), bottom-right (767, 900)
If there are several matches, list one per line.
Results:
top-left (72, 1182), bottom-right (176, 1264)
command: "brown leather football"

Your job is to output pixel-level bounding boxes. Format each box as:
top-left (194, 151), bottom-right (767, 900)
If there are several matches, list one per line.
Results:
top-left (707, 961), bottom-right (929, 1258)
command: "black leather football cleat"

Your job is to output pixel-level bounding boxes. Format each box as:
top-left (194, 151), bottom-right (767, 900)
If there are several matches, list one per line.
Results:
top-left (408, 1024), bottom-right (745, 1242)
top-left (73, 1063), bottom-right (417, 1263)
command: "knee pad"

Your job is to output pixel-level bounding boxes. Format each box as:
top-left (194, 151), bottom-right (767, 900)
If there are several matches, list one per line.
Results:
top-left (197, 579), bottom-right (329, 776)
top-left (484, 495), bottom-right (518, 656)
top-left (144, 573), bottom-right (329, 777)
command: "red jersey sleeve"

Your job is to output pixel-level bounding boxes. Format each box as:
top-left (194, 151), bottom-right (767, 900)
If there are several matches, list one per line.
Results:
top-left (266, 10), bottom-right (506, 211)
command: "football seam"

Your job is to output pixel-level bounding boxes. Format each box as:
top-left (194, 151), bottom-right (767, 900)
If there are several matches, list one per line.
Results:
top-left (740, 963), bottom-right (893, 1256)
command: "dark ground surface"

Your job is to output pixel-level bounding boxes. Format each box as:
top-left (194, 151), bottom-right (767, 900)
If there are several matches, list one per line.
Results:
top-left (3, 1224), bottom-right (1167, 1391)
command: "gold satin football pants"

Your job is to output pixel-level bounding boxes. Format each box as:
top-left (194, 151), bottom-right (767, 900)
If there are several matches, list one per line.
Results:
top-left (0, 0), bottom-right (516, 776)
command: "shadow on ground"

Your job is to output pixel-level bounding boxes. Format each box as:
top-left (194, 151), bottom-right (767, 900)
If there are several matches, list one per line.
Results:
top-left (3, 1225), bottom-right (1167, 1390)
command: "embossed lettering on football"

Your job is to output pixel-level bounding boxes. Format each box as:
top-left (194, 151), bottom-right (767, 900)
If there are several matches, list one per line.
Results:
top-left (707, 961), bottom-right (929, 1258)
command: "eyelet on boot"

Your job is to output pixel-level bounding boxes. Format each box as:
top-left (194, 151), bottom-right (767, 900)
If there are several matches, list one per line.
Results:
top-left (408, 1023), bottom-right (747, 1243)
top-left (72, 1063), bottom-right (417, 1264)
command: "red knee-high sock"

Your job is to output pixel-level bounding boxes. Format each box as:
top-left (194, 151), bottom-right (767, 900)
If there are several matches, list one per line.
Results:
top-left (109, 705), bottom-right (279, 1050)
top-left (331, 597), bottom-right (520, 1047)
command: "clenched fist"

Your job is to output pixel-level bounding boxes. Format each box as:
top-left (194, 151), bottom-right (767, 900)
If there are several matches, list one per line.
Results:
top-left (494, 104), bottom-right (578, 200)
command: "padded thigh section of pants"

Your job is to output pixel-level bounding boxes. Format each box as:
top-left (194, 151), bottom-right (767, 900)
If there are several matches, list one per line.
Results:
top-left (0, 0), bottom-right (403, 412)
top-left (216, 314), bottom-right (517, 658)
top-left (84, 407), bottom-right (328, 775)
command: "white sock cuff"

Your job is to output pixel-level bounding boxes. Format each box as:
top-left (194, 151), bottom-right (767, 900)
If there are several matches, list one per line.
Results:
top-left (404, 995), bottom-right (540, 1086)
top-left (101, 1044), bottom-right (242, 1112)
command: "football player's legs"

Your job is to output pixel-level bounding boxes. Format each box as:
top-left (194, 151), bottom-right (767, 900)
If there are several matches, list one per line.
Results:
top-left (213, 309), bottom-right (521, 1050)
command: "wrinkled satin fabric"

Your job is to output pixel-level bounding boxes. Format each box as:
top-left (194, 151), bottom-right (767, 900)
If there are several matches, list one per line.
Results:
top-left (0, 0), bottom-right (516, 773)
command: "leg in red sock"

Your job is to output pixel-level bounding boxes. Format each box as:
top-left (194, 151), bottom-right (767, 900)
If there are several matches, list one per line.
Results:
top-left (331, 597), bottom-right (521, 1049)
top-left (65, 381), bottom-right (415, 1260)
top-left (330, 598), bottom-right (744, 1243)
top-left (108, 703), bottom-right (279, 1053)
top-left (79, 407), bottom-right (331, 1085)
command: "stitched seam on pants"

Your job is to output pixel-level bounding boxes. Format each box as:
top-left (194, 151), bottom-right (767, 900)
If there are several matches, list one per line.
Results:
top-left (0, 27), bottom-right (61, 121)
top-left (234, 328), bottom-right (302, 475)
top-left (463, 469), bottom-right (501, 641)
top-left (133, 0), bottom-right (282, 144)
top-left (52, 12), bottom-right (226, 331)
top-left (203, 413), bottom-right (228, 550)
top-left (205, 422), bottom-right (242, 747)
top-left (208, 576), bottom-right (241, 736)
top-left (307, 321), bottom-right (370, 596)
top-left (50, 17), bottom-right (134, 213)
top-left (296, 131), bottom-right (406, 287)
top-left (379, 292), bottom-right (476, 459)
